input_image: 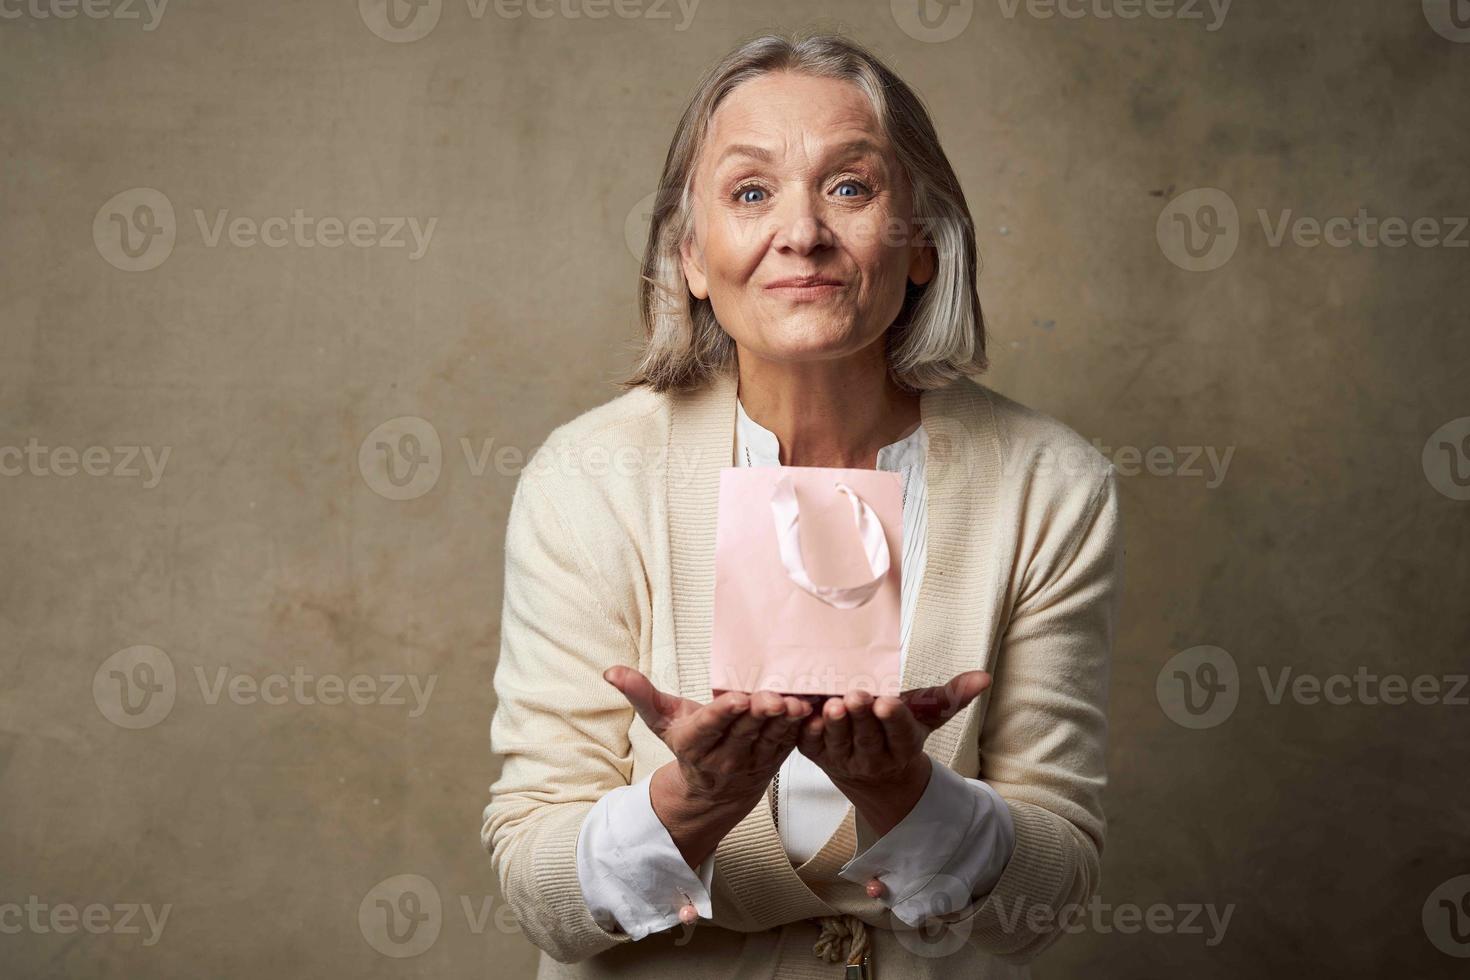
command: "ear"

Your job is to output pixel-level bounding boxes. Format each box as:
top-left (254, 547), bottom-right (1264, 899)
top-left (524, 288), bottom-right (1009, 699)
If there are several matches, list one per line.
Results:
top-left (680, 232), bottom-right (710, 300)
top-left (907, 234), bottom-right (936, 287)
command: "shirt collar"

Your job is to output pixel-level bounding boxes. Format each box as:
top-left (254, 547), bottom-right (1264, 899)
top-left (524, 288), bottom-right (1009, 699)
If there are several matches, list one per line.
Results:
top-left (735, 397), bottom-right (927, 472)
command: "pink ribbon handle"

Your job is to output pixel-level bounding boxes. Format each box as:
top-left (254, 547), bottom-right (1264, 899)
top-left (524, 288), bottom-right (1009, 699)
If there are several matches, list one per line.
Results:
top-left (768, 474), bottom-right (891, 609)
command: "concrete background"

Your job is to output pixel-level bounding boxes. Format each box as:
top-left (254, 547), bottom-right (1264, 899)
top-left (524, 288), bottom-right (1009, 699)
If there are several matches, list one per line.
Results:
top-left (2, 1), bottom-right (1467, 976)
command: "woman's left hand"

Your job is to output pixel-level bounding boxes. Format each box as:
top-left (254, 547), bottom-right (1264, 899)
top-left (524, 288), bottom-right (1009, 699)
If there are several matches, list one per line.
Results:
top-left (796, 670), bottom-right (992, 837)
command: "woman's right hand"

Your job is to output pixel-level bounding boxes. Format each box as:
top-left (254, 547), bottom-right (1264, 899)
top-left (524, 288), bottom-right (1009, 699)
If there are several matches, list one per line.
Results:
top-left (602, 665), bottom-right (812, 867)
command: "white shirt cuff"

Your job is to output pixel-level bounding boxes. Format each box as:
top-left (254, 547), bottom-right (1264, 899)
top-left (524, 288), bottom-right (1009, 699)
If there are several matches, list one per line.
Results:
top-left (838, 758), bottom-right (1016, 927)
top-left (575, 770), bottom-right (715, 940)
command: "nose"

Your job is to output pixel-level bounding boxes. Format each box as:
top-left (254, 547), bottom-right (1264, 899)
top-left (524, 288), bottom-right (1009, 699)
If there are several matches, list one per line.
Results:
top-left (770, 187), bottom-right (834, 255)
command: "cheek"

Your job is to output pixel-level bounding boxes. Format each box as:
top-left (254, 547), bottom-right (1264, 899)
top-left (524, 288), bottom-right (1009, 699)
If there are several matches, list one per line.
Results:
top-left (704, 216), bottom-right (763, 283)
top-left (850, 238), bottom-right (913, 300)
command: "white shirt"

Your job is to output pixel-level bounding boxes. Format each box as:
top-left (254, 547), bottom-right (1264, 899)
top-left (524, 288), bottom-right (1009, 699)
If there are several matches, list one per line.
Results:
top-left (575, 398), bottom-right (1015, 939)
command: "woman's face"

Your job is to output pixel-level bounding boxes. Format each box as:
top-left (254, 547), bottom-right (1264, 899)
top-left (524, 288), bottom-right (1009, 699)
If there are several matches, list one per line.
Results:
top-left (680, 72), bottom-right (934, 365)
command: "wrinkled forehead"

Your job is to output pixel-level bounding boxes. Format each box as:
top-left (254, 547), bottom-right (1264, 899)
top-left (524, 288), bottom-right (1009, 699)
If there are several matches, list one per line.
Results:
top-left (699, 72), bottom-right (892, 174)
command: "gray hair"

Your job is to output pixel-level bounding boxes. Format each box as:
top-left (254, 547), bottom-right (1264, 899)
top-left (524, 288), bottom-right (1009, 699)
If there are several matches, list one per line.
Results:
top-left (620, 30), bottom-right (987, 394)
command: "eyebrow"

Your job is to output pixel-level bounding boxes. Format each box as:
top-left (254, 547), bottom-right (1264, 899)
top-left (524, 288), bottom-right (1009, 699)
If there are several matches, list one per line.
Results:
top-left (713, 138), bottom-right (887, 171)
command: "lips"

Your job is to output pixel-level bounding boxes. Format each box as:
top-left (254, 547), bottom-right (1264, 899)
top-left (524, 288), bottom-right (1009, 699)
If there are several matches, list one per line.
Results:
top-left (765, 275), bottom-right (844, 289)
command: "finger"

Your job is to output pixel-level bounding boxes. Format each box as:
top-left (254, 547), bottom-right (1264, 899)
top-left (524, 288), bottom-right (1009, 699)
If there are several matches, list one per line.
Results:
top-left (904, 670), bottom-right (991, 729)
top-left (873, 695), bottom-right (922, 758)
top-left (844, 688), bottom-right (887, 759)
top-left (797, 710), bottom-right (826, 758)
top-left (751, 696), bottom-right (810, 768)
top-left (797, 695), bottom-right (828, 758)
top-left (821, 696), bottom-right (852, 765)
top-left (603, 665), bottom-right (682, 735)
top-left (715, 689), bottom-right (785, 753)
top-left (680, 691), bottom-right (750, 757)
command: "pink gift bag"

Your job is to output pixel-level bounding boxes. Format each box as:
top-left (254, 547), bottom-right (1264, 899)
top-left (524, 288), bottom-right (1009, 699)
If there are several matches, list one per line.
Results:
top-left (709, 465), bottom-right (904, 697)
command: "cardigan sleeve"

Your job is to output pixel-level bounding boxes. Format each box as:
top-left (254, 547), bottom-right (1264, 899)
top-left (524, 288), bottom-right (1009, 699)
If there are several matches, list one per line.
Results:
top-left (925, 464), bottom-right (1124, 963)
top-left (480, 467), bottom-right (647, 964)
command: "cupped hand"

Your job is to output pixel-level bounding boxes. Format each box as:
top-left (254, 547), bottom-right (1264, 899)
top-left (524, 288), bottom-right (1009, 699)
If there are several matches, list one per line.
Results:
top-left (796, 670), bottom-right (992, 793)
top-left (602, 665), bottom-right (813, 807)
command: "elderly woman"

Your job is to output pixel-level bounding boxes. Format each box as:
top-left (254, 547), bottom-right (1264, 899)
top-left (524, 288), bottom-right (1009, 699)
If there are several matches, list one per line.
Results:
top-left (482, 31), bottom-right (1123, 980)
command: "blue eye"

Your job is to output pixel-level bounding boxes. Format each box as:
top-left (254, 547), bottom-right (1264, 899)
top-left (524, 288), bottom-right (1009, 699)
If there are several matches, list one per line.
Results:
top-left (835, 181), bottom-right (868, 197)
top-left (735, 186), bottom-right (767, 204)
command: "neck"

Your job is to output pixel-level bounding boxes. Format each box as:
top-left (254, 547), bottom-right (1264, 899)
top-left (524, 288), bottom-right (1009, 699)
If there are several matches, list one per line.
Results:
top-left (734, 340), bottom-right (921, 469)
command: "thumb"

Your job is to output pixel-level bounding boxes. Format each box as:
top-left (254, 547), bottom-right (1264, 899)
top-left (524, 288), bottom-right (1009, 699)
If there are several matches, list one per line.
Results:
top-left (603, 665), bottom-right (677, 734)
top-left (908, 670), bottom-right (992, 728)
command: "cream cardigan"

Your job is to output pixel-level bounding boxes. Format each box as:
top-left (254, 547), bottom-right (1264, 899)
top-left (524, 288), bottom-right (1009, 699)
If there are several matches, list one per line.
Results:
top-left (482, 364), bottom-right (1124, 979)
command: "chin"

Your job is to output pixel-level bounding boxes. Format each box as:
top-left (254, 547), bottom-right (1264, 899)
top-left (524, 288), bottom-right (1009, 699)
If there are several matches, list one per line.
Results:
top-left (761, 315), bottom-right (864, 357)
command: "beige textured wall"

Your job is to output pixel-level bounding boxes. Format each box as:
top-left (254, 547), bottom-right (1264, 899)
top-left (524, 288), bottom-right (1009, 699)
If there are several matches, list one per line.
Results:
top-left (3, 1), bottom-right (1467, 977)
